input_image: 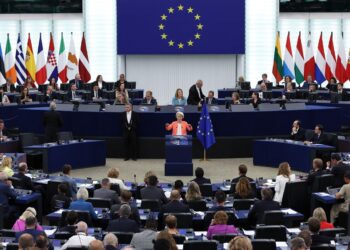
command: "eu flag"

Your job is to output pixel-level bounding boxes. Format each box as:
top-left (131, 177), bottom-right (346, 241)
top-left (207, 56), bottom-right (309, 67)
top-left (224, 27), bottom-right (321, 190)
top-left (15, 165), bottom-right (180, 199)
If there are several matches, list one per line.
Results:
top-left (197, 104), bottom-right (216, 150)
top-left (117, 0), bottom-right (245, 54)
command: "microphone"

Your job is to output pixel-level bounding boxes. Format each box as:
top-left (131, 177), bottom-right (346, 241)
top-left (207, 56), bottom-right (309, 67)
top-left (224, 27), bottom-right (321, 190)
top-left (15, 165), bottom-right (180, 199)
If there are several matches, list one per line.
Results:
top-left (133, 174), bottom-right (137, 187)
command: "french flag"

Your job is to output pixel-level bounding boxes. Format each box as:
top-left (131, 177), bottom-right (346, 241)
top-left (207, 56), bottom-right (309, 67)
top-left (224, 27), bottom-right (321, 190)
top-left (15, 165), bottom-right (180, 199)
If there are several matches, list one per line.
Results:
top-left (315, 32), bottom-right (326, 85)
top-left (36, 33), bottom-right (47, 85)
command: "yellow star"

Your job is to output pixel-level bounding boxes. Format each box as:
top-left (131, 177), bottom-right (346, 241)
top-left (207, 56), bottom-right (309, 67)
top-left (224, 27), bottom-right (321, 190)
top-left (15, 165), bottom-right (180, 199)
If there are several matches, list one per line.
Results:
top-left (161, 33), bottom-right (168, 40)
top-left (187, 40), bottom-right (194, 46)
top-left (187, 7), bottom-right (194, 13)
top-left (178, 5), bottom-right (184, 11)
top-left (194, 14), bottom-right (201, 20)
top-left (161, 14), bottom-right (167, 20)
top-left (158, 24), bottom-right (165, 30)
top-left (197, 23), bottom-right (203, 30)
top-left (168, 40), bottom-right (174, 47)
top-left (178, 43), bottom-right (184, 49)
top-left (168, 7), bottom-right (174, 14)
top-left (194, 33), bottom-right (201, 39)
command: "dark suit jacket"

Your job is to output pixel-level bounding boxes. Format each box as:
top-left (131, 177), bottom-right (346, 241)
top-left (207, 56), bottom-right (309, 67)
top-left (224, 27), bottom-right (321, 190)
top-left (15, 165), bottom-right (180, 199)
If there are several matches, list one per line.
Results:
top-left (248, 200), bottom-right (280, 224)
top-left (331, 163), bottom-right (350, 187)
top-left (302, 81), bottom-right (317, 89)
top-left (67, 90), bottom-right (81, 100)
top-left (43, 93), bottom-right (56, 103)
top-left (205, 97), bottom-right (218, 105)
top-left (51, 193), bottom-right (71, 211)
top-left (110, 202), bottom-right (141, 225)
top-left (0, 182), bottom-right (17, 207)
top-left (311, 133), bottom-right (328, 145)
top-left (12, 172), bottom-right (33, 190)
top-left (141, 98), bottom-right (157, 105)
top-left (2, 83), bottom-right (15, 92)
top-left (121, 111), bottom-right (139, 137)
top-left (91, 81), bottom-right (106, 88)
top-left (187, 84), bottom-right (205, 105)
top-left (307, 169), bottom-right (326, 186)
top-left (16, 228), bottom-right (43, 241)
top-left (250, 99), bottom-right (261, 109)
top-left (158, 200), bottom-right (190, 225)
top-left (93, 188), bottom-right (120, 204)
top-left (140, 186), bottom-right (168, 204)
top-left (290, 128), bottom-right (306, 141)
top-left (208, 205), bottom-right (232, 212)
top-left (311, 234), bottom-right (332, 246)
top-left (115, 80), bottom-right (129, 88)
top-left (231, 175), bottom-right (254, 184)
top-left (106, 218), bottom-right (140, 233)
top-left (191, 177), bottom-right (211, 185)
top-left (257, 81), bottom-right (272, 90)
top-left (69, 79), bottom-right (83, 89)
top-left (43, 110), bottom-right (63, 142)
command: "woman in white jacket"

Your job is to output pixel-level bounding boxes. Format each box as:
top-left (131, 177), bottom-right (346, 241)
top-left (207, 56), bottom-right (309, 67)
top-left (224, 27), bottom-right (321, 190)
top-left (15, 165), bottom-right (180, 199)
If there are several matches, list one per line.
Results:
top-left (107, 167), bottom-right (127, 190)
top-left (273, 162), bottom-right (295, 204)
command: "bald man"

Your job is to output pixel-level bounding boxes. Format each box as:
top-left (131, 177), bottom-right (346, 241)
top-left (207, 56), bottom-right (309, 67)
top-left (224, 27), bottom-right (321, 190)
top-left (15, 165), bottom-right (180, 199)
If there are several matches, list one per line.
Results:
top-left (18, 233), bottom-right (34, 250)
top-left (61, 221), bottom-right (96, 249)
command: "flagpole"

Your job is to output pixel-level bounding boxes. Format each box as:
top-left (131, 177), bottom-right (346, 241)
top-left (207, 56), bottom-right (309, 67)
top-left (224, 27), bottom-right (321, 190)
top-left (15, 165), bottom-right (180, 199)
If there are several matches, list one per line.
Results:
top-left (199, 149), bottom-right (209, 162)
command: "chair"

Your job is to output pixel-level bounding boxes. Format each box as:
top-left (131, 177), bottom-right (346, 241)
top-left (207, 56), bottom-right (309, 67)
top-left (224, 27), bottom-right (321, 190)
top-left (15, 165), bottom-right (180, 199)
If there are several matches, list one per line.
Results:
top-left (141, 199), bottom-right (161, 212)
top-left (212, 234), bottom-right (238, 243)
top-left (262, 210), bottom-right (284, 225)
top-left (204, 211), bottom-right (235, 228)
top-left (233, 199), bottom-right (256, 210)
top-left (312, 174), bottom-right (335, 193)
top-left (310, 245), bottom-right (336, 250)
top-left (183, 240), bottom-right (218, 250)
top-left (6, 243), bottom-right (19, 250)
top-left (9, 177), bottom-right (24, 189)
top-left (48, 181), bottom-right (71, 207)
top-left (61, 210), bottom-right (92, 227)
top-left (110, 183), bottom-right (121, 196)
top-left (110, 232), bottom-right (134, 244)
top-left (187, 200), bottom-right (208, 211)
top-left (172, 234), bottom-right (186, 244)
top-left (125, 81), bottom-right (136, 89)
top-left (54, 231), bottom-right (74, 240)
top-left (87, 198), bottom-right (111, 209)
top-left (319, 227), bottom-right (346, 238)
top-left (255, 225), bottom-right (287, 241)
top-left (60, 84), bottom-right (70, 91)
top-left (57, 131), bottom-right (74, 141)
top-left (282, 181), bottom-right (309, 218)
top-left (164, 213), bottom-right (193, 228)
top-left (0, 229), bottom-right (16, 237)
top-left (251, 239), bottom-right (276, 250)
top-left (20, 133), bottom-right (42, 170)
top-left (199, 184), bottom-right (213, 197)
top-left (135, 185), bottom-right (144, 199)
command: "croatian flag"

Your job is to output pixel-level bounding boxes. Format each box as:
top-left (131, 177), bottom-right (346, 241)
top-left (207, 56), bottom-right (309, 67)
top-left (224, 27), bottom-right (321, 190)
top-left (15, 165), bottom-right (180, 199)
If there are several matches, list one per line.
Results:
top-left (46, 33), bottom-right (58, 81)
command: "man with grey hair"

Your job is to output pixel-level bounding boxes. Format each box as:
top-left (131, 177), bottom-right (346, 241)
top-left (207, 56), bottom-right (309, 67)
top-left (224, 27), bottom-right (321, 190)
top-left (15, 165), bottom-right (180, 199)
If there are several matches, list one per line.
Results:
top-left (61, 221), bottom-right (96, 249)
top-left (93, 178), bottom-right (120, 204)
top-left (43, 101), bottom-right (63, 142)
top-left (106, 204), bottom-right (140, 233)
top-left (103, 233), bottom-right (118, 250)
top-left (188, 79), bottom-right (205, 105)
top-left (290, 237), bottom-right (307, 250)
top-left (18, 233), bottom-right (34, 250)
top-left (13, 162), bottom-right (34, 190)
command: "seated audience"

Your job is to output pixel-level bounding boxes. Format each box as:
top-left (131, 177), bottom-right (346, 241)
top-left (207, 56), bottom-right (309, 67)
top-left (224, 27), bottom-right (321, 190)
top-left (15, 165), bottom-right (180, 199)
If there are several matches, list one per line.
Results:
top-left (173, 180), bottom-right (185, 200)
top-left (330, 153), bottom-right (350, 187)
top-left (114, 92), bottom-right (129, 105)
top-left (257, 73), bottom-right (271, 89)
top-left (155, 231), bottom-right (178, 250)
top-left (185, 181), bottom-right (202, 202)
top-left (308, 217), bottom-right (332, 246)
top-left (209, 190), bottom-right (230, 212)
top-left (309, 83), bottom-right (317, 92)
top-left (326, 77), bottom-right (337, 90)
top-left (305, 124), bottom-right (327, 145)
top-left (307, 158), bottom-right (326, 186)
top-left (248, 188), bottom-right (280, 224)
top-left (15, 217), bottom-right (43, 241)
top-left (302, 75), bottom-right (316, 89)
top-left (140, 175), bottom-right (168, 204)
top-left (68, 187), bottom-right (97, 220)
top-left (165, 215), bottom-right (179, 235)
top-left (226, 92), bottom-right (240, 109)
top-left (191, 167), bottom-right (211, 185)
top-left (172, 88), bottom-right (187, 105)
top-left (0, 87), bottom-right (10, 104)
top-left (228, 236), bottom-right (252, 250)
top-left (159, 190), bottom-right (190, 222)
top-left (115, 82), bottom-right (129, 100)
top-left (297, 230), bottom-right (312, 249)
top-left (313, 207), bottom-right (334, 230)
top-left (110, 190), bottom-right (141, 225)
top-left (234, 177), bottom-right (255, 199)
top-left (250, 92), bottom-right (260, 109)
top-left (103, 233), bottom-right (119, 250)
top-left (13, 162), bottom-right (33, 190)
top-left (331, 170), bottom-right (350, 223)
top-left (13, 207), bottom-right (43, 231)
top-left (106, 204), bottom-right (140, 233)
top-left (235, 76), bottom-right (245, 89)
top-left (21, 87), bottom-right (33, 104)
top-left (336, 83), bottom-right (350, 101)
top-left (58, 164), bottom-right (77, 198)
top-left (69, 73), bottom-right (83, 88)
top-left (290, 237), bottom-right (307, 250)
top-left (92, 75), bottom-right (105, 89)
top-left (1, 156), bottom-right (14, 177)
top-left (283, 75), bottom-right (296, 90)
top-left (231, 164), bottom-right (253, 184)
top-left (59, 210), bottom-right (78, 234)
top-left (2, 77), bottom-right (15, 93)
top-left (48, 77), bottom-right (59, 91)
top-left (142, 90), bottom-right (157, 105)
top-left (18, 233), bottom-right (34, 250)
top-left (207, 211), bottom-right (239, 239)
top-left (91, 85), bottom-right (103, 100)
top-left (130, 219), bottom-right (157, 250)
top-left (61, 221), bottom-right (96, 249)
top-left (205, 90), bottom-right (217, 105)
top-left (89, 240), bottom-right (104, 250)
top-left (107, 167), bottom-right (127, 190)
top-left (115, 73), bottom-right (128, 87)
top-left (143, 170), bottom-right (156, 185)
top-left (94, 178), bottom-right (120, 204)
top-left (68, 84), bottom-right (81, 100)
top-left (0, 172), bottom-right (18, 224)
top-left (24, 76), bottom-right (35, 89)
top-left (273, 162), bottom-right (295, 204)
top-left (51, 183), bottom-right (71, 211)
top-left (290, 120), bottom-right (305, 141)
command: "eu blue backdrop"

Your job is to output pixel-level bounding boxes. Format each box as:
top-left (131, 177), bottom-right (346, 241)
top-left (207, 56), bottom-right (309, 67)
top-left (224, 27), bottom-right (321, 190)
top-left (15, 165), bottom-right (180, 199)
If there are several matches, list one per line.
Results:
top-left (117, 0), bottom-right (245, 54)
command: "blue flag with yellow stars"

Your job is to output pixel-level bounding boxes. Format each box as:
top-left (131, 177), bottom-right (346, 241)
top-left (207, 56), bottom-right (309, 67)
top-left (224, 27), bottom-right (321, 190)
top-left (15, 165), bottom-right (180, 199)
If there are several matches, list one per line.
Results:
top-left (197, 103), bottom-right (216, 150)
top-left (117, 0), bottom-right (245, 54)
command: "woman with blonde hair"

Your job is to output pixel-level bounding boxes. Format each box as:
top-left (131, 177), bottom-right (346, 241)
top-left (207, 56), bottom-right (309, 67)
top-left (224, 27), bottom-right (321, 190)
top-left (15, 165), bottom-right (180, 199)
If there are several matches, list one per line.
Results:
top-left (234, 177), bottom-right (254, 199)
top-left (144, 170), bottom-right (156, 185)
top-left (107, 167), bottom-right (127, 190)
top-left (228, 236), bottom-right (252, 250)
top-left (0, 156), bottom-right (14, 177)
top-left (273, 162), bottom-right (295, 204)
top-left (185, 181), bottom-right (202, 201)
top-left (172, 88), bottom-right (187, 105)
top-left (313, 207), bottom-right (334, 229)
top-left (12, 207), bottom-right (43, 231)
top-left (207, 211), bottom-right (239, 239)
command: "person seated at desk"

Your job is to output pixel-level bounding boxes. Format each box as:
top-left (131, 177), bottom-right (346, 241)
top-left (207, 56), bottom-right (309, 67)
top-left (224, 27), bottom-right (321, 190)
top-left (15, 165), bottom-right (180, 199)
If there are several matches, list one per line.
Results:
top-left (2, 77), bottom-right (15, 93)
top-left (15, 217), bottom-right (43, 242)
top-left (330, 153), bottom-right (350, 187)
top-left (114, 92), bottom-right (129, 105)
top-left (336, 83), bottom-right (350, 101)
top-left (69, 73), bottom-right (83, 89)
top-left (141, 175), bottom-right (168, 204)
top-left (257, 73), bottom-right (272, 90)
top-left (142, 90), bottom-right (157, 105)
top-left (159, 190), bottom-right (190, 221)
top-left (59, 210), bottom-right (78, 234)
top-left (20, 87), bottom-right (32, 104)
top-left (226, 92), bottom-right (240, 109)
top-left (67, 84), bottom-right (81, 100)
top-left (61, 221), bottom-right (96, 249)
top-left (91, 84), bottom-right (103, 100)
top-left (235, 76), bottom-right (245, 89)
top-left (304, 124), bottom-right (328, 145)
top-left (250, 92), bottom-right (260, 109)
top-left (0, 119), bottom-right (9, 140)
top-left (325, 77), bottom-right (337, 91)
top-left (165, 111), bottom-right (193, 136)
top-left (51, 183), bottom-right (72, 211)
top-left (93, 178), bottom-right (120, 204)
top-left (69, 187), bottom-right (97, 220)
top-left (89, 239), bottom-right (104, 250)
top-left (290, 120), bottom-right (305, 141)
top-left (13, 162), bottom-right (34, 191)
top-left (209, 190), bottom-right (231, 212)
top-left (231, 164), bottom-right (254, 184)
top-left (24, 76), bottom-right (36, 89)
top-left (308, 217), bottom-right (332, 246)
top-left (284, 75), bottom-right (296, 92)
top-left (106, 204), bottom-right (140, 233)
top-left (165, 215), bottom-right (179, 235)
top-left (191, 167), bottom-right (211, 185)
top-left (0, 172), bottom-right (18, 225)
top-left (110, 190), bottom-right (140, 224)
top-left (248, 188), bottom-right (280, 225)
top-left (0, 87), bottom-right (10, 104)
top-left (92, 75), bottom-right (105, 90)
top-left (308, 83), bottom-right (318, 93)
top-left (12, 207), bottom-right (43, 232)
top-left (172, 88), bottom-right (187, 105)
top-left (185, 181), bottom-right (202, 202)
top-left (155, 230), bottom-right (178, 250)
top-left (302, 75), bottom-right (317, 89)
top-left (58, 164), bottom-right (77, 199)
top-left (48, 77), bottom-right (59, 91)
top-left (234, 177), bottom-right (255, 199)
top-left (259, 82), bottom-right (268, 92)
top-left (130, 219), bottom-right (157, 250)
top-left (173, 180), bottom-right (186, 201)
top-left (18, 233), bottom-right (34, 249)
top-left (313, 207), bottom-right (334, 230)
top-left (207, 211), bottom-right (239, 240)
top-left (290, 237), bottom-right (307, 250)
top-left (187, 79), bottom-right (205, 105)
top-left (205, 90), bottom-right (217, 105)
top-left (0, 156), bottom-right (14, 177)
top-left (115, 73), bottom-right (128, 88)
top-left (273, 162), bottom-right (296, 204)
top-left (331, 170), bottom-right (350, 223)
top-left (36, 233), bottom-right (53, 250)
top-left (107, 167), bottom-right (127, 190)
top-left (103, 233), bottom-right (119, 250)
top-left (115, 82), bottom-right (129, 100)
top-left (307, 158), bottom-right (326, 186)
top-left (43, 86), bottom-right (55, 102)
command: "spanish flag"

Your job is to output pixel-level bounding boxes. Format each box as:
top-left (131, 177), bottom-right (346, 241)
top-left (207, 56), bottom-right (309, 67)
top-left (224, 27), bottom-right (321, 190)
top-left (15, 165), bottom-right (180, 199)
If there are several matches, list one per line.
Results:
top-left (272, 32), bottom-right (283, 83)
top-left (25, 33), bottom-right (36, 82)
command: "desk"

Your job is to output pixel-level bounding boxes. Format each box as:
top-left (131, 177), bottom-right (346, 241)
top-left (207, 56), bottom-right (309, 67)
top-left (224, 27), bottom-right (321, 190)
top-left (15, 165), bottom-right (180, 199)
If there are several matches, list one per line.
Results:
top-left (253, 139), bottom-right (335, 172)
top-left (24, 140), bottom-right (106, 173)
top-left (15, 192), bottom-right (42, 222)
top-left (0, 140), bottom-right (20, 153)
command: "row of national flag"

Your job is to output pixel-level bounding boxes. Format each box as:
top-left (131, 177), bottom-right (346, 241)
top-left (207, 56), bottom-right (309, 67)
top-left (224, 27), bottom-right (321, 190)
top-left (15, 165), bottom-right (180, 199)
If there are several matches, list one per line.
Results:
top-left (272, 31), bottom-right (350, 85)
top-left (0, 32), bottom-right (91, 86)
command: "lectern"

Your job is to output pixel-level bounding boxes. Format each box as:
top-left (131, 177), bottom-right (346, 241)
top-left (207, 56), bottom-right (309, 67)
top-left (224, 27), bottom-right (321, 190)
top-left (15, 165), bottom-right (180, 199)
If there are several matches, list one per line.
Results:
top-left (165, 135), bottom-right (193, 176)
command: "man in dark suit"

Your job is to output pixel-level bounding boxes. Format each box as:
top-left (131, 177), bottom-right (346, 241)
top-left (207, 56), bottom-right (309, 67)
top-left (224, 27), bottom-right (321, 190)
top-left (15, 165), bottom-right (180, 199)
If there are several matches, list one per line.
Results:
top-left (290, 120), bottom-right (306, 141)
top-left (141, 90), bottom-right (157, 105)
top-left (191, 167), bottom-right (211, 185)
top-left (337, 83), bottom-right (350, 101)
top-left (140, 175), bottom-right (168, 204)
top-left (43, 86), bottom-right (56, 103)
top-left (330, 153), bottom-right (350, 187)
top-left (67, 84), bottom-right (81, 101)
top-left (309, 124), bottom-right (328, 145)
top-left (69, 73), bottom-right (83, 89)
top-left (122, 104), bottom-right (139, 161)
top-left (93, 178), bottom-right (120, 204)
top-left (307, 158), bottom-right (326, 186)
top-left (187, 80), bottom-right (205, 105)
top-left (248, 188), bottom-right (280, 225)
top-left (2, 78), bottom-right (15, 93)
top-left (231, 164), bottom-right (254, 184)
top-left (257, 73), bottom-right (272, 90)
top-left (110, 190), bottom-right (141, 225)
top-left (91, 85), bottom-right (103, 100)
top-left (42, 102), bottom-right (63, 142)
top-left (208, 190), bottom-right (230, 212)
top-left (15, 217), bottom-right (43, 242)
top-left (12, 162), bottom-right (33, 190)
top-left (302, 75), bottom-right (317, 89)
top-left (205, 90), bottom-right (218, 105)
top-left (0, 119), bottom-right (9, 139)
top-left (308, 217), bottom-right (332, 246)
top-left (106, 204), bottom-right (140, 233)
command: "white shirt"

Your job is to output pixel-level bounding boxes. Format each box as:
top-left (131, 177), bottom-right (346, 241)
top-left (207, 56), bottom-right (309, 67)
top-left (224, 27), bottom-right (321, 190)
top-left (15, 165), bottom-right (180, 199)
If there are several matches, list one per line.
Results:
top-left (1, 94), bottom-right (9, 104)
top-left (94, 91), bottom-right (98, 99)
top-left (61, 233), bottom-right (96, 250)
top-left (176, 123), bottom-right (182, 136)
top-left (98, 81), bottom-right (103, 89)
top-left (108, 177), bottom-right (128, 190)
top-left (127, 111), bottom-right (132, 124)
top-left (273, 174), bottom-right (296, 204)
top-left (72, 91), bottom-right (76, 99)
top-left (196, 87), bottom-right (201, 99)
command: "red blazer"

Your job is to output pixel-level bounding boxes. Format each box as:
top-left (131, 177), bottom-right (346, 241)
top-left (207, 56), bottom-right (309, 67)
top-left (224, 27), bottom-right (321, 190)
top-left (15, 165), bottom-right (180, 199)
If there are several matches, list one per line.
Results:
top-left (166, 121), bottom-right (192, 136)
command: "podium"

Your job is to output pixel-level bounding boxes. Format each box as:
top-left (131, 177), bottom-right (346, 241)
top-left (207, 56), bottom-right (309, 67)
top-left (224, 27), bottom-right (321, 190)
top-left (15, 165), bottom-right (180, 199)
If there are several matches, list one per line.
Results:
top-left (164, 135), bottom-right (193, 176)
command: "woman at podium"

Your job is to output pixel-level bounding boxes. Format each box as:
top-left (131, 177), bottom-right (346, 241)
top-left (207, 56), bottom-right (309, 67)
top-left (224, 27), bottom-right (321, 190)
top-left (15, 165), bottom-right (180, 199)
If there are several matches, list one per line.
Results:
top-left (165, 112), bottom-right (193, 136)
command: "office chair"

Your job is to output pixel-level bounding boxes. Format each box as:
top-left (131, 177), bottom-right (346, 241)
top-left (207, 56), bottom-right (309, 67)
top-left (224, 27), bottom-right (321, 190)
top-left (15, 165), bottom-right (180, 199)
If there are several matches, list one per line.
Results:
top-left (255, 225), bottom-right (287, 241)
top-left (199, 184), bottom-right (213, 197)
top-left (141, 199), bottom-right (161, 212)
top-left (251, 239), bottom-right (276, 250)
top-left (183, 240), bottom-right (218, 250)
top-left (262, 210), bottom-right (284, 225)
top-left (163, 213), bottom-right (193, 229)
top-left (187, 200), bottom-right (208, 211)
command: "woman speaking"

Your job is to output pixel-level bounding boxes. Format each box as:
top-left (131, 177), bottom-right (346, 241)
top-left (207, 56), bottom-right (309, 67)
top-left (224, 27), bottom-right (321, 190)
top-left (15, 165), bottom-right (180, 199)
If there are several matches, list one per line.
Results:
top-left (165, 112), bottom-right (193, 136)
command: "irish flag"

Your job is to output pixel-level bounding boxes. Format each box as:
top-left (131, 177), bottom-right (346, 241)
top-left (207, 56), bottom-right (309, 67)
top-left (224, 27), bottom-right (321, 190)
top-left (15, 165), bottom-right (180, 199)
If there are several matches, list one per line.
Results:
top-left (294, 32), bottom-right (304, 85)
top-left (58, 32), bottom-right (68, 83)
top-left (282, 31), bottom-right (294, 79)
top-left (304, 32), bottom-right (315, 81)
top-left (5, 34), bottom-right (17, 83)
top-left (272, 32), bottom-right (283, 83)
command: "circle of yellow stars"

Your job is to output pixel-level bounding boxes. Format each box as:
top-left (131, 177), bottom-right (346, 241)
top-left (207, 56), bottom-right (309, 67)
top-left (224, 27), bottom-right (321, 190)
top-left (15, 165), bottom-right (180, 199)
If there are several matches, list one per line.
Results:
top-left (158, 5), bottom-right (204, 49)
